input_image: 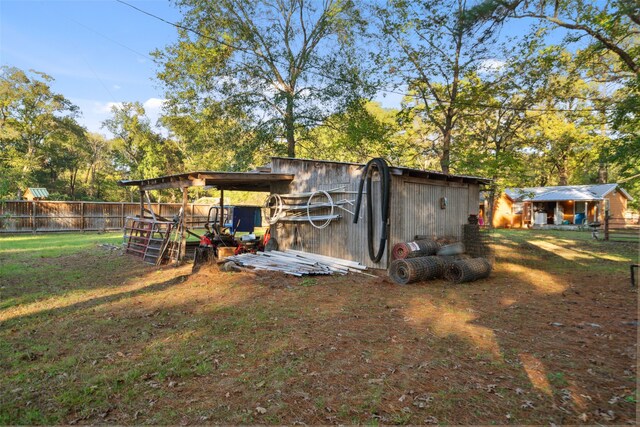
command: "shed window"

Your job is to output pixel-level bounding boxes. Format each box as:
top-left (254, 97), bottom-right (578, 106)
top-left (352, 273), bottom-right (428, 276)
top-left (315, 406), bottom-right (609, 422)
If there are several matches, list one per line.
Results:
top-left (575, 202), bottom-right (586, 214)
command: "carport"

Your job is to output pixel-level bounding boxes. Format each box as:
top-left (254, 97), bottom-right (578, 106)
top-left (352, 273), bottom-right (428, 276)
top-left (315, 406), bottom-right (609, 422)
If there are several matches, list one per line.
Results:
top-left (118, 171), bottom-right (294, 261)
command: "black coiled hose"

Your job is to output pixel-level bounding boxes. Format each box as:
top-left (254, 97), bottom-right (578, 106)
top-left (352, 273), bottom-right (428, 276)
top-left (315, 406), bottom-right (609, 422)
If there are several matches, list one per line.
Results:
top-left (353, 158), bottom-right (391, 263)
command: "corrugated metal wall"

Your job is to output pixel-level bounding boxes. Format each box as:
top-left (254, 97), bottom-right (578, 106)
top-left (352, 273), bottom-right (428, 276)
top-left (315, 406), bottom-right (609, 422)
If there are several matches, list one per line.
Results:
top-left (270, 158), bottom-right (479, 269)
top-left (389, 179), bottom-right (479, 248)
top-left (270, 158), bottom-right (386, 268)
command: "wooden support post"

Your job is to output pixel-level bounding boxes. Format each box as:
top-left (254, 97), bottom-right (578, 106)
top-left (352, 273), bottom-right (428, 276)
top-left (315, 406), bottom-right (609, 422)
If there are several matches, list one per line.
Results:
top-left (180, 187), bottom-right (188, 261)
top-left (604, 210), bottom-right (609, 241)
top-left (139, 190), bottom-right (145, 219)
top-left (121, 202), bottom-right (125, 228)
top-left (219, 189), bottom-right (224, 229)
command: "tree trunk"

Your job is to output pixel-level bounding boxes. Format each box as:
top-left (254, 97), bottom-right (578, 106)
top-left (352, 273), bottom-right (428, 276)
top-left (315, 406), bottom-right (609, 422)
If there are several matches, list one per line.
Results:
top-left (558, 159), bottom-right (569, 185)
top-left (597, 162), bottom-right (608, 183)
top-left (597, 119), bottom-right (608, 183)
top-left (487, 184), bottom-right (497, 229)
top-left (70, 168), bottom-right (78, 198)
top-left (90, 165), bottom-right (96, 198)
top-left (440, 123), bottom-right (452, 174)
top-left (285, 94), bottom-right (295, 158)
top-left (21, 143), bottom-right (37, 183)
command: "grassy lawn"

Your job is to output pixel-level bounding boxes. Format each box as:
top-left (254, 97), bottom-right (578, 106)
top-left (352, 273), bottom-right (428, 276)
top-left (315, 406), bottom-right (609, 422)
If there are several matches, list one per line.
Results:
top-left (0, 230), bottom-right (637, 424)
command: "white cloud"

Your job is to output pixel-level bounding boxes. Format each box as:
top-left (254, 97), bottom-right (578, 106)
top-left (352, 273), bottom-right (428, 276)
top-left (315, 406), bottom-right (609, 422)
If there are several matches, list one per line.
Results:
top-left (479, 59), bottom-right (506, 72)
top-left (113, 84), bottom-right (121, 90)
top-left (97, 101), bottom-right (123, 113)
top-left (143, 97), bottom-right (166, 111)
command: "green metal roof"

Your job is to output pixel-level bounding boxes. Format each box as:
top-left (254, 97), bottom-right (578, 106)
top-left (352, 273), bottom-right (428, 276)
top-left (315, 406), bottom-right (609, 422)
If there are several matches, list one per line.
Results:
top-left (26, 188), bottom-right (49, 198)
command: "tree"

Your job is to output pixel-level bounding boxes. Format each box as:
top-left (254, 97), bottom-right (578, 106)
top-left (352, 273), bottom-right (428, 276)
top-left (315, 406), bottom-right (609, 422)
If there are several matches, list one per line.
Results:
top-left (0, 66), bottom-right (81, 197)
top-left (160, 97), bottom-right (271, 172)
top-left (466, 0), bottom-right (640, 76)
top-left (39, 117), bottom-right (89, 198)
top-left (452, 38), bottom-right (549, 225)
top-left (609, 75), bottom-right (640, 210)
top-left (373, 0), bottom-right (502, 173)
top-left (302, 100), bottom-right (401, 163)
top-left (155, 0), bottom-right (371, 159)
top-left (82, 133), bottom-right (115, 199)
top-left (520, 48), bottom-right (605, 187)
top-left (465, 0), bottom-right (639, 206)
top-left (103, 102), bottom-right (182, 182)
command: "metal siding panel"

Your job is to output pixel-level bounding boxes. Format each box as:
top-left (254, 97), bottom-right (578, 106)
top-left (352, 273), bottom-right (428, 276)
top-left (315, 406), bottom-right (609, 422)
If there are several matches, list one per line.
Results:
top-left (390, 179), bottom-right (473, 247)
top-left (270, 158), bottom-right (387, 269)
top-left (269, 159), bottom-right (480, 269)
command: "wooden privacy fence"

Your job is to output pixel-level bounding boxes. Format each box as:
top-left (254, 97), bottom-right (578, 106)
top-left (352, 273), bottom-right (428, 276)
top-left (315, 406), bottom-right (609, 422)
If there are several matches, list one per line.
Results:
top-left (0, 201), bottom-right (216, 233)
top-left (604, 215), bottom-right (640, 242)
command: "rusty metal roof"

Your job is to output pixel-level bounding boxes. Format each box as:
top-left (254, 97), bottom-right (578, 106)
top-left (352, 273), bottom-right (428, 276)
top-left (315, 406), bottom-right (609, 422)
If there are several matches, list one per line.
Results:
top-left (118, 171), bottom-right (294, 191)
top-left (270, 157), bottom-right (492, 185)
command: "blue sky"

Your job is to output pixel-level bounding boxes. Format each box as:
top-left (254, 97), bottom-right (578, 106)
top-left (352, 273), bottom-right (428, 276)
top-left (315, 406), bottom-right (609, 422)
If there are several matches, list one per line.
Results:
top-left (1, 0), bottom-right (181, 134)
top-left (1, 0), bottom-right (572, 137)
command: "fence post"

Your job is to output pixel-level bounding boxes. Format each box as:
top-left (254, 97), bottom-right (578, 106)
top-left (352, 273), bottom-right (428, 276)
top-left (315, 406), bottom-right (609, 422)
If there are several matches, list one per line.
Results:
top-left (81, 201), bottom-right (85, 232)
top-left (121, 202), bottom-right (125, 228)
top-left (604, 211), bottom-right (609, 241)
top-left (31, 201), bottom-right (36, 233)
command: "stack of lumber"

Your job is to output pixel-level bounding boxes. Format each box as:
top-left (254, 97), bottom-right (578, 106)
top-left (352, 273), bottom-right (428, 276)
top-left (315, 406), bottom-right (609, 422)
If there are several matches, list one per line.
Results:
top-left (224, 249), bottom-right (368, 277)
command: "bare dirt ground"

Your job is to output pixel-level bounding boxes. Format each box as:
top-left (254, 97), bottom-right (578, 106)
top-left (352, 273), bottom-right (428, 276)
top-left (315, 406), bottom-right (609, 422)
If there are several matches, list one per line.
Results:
top-left (0, 230), bottom-right (637, 424)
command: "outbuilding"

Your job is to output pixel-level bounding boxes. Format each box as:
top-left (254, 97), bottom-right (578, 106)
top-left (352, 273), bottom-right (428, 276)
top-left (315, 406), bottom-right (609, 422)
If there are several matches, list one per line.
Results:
top-left (22, 187), bottom-right (49, 201)
top-left (119, 157), bottom-right (490, 269)
top-left (268, 157), bottom-right (489, 269)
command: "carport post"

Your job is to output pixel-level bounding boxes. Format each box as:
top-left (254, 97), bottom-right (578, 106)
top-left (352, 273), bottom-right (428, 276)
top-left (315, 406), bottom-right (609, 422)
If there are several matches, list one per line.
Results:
top-left (219, 189), bottom-right (224, 229)
top-left (180, 186), bottom-right (188, 261)
top-left (139, 190), bottom-right (145, 219)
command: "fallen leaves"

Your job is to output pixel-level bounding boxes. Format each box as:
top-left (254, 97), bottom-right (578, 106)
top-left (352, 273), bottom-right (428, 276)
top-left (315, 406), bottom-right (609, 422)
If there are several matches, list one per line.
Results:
top-left (595, 409), bottom-right (616, 421)
top-left (521, 400), bottom-right (535, 409)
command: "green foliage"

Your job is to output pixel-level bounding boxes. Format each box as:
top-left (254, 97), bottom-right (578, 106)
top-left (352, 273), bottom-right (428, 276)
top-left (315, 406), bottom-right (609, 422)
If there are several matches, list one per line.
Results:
top-left (103, 102), bottom-right (182, 181)
top-left (0, 66), bottom-right (81, 198)
top-left (302, 100), bottom-right (401, 162)
top-left (155, 0), bottom-right (372, 161)
top-left (0, 67), bottom-right (132, 202)
top-left (466, 0), bottom-right (639, 76)
top-left (0, 1), bottom-right (638, 210)
top-left (373, 0), bottom-right (506, 173)
top-left (462, 0), bottom-right (639, 207)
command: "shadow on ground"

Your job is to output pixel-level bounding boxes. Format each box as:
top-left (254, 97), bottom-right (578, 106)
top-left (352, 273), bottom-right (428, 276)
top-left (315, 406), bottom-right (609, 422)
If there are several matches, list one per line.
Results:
top-left (0, 231), bottom-right (637, 425)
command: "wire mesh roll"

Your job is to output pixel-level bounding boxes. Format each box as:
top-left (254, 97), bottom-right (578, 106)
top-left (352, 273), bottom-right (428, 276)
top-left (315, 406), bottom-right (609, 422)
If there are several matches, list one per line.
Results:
top-left (389, 256), bottom-right (445, 285)
top-left (438, 254), bottom-right (471, 269)
top-left (462, 224), bottom-right (494, 259)
top-left (392, 239), bottom-right (441, 260)
top-left (444, 257), bottom-right (492, 284)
